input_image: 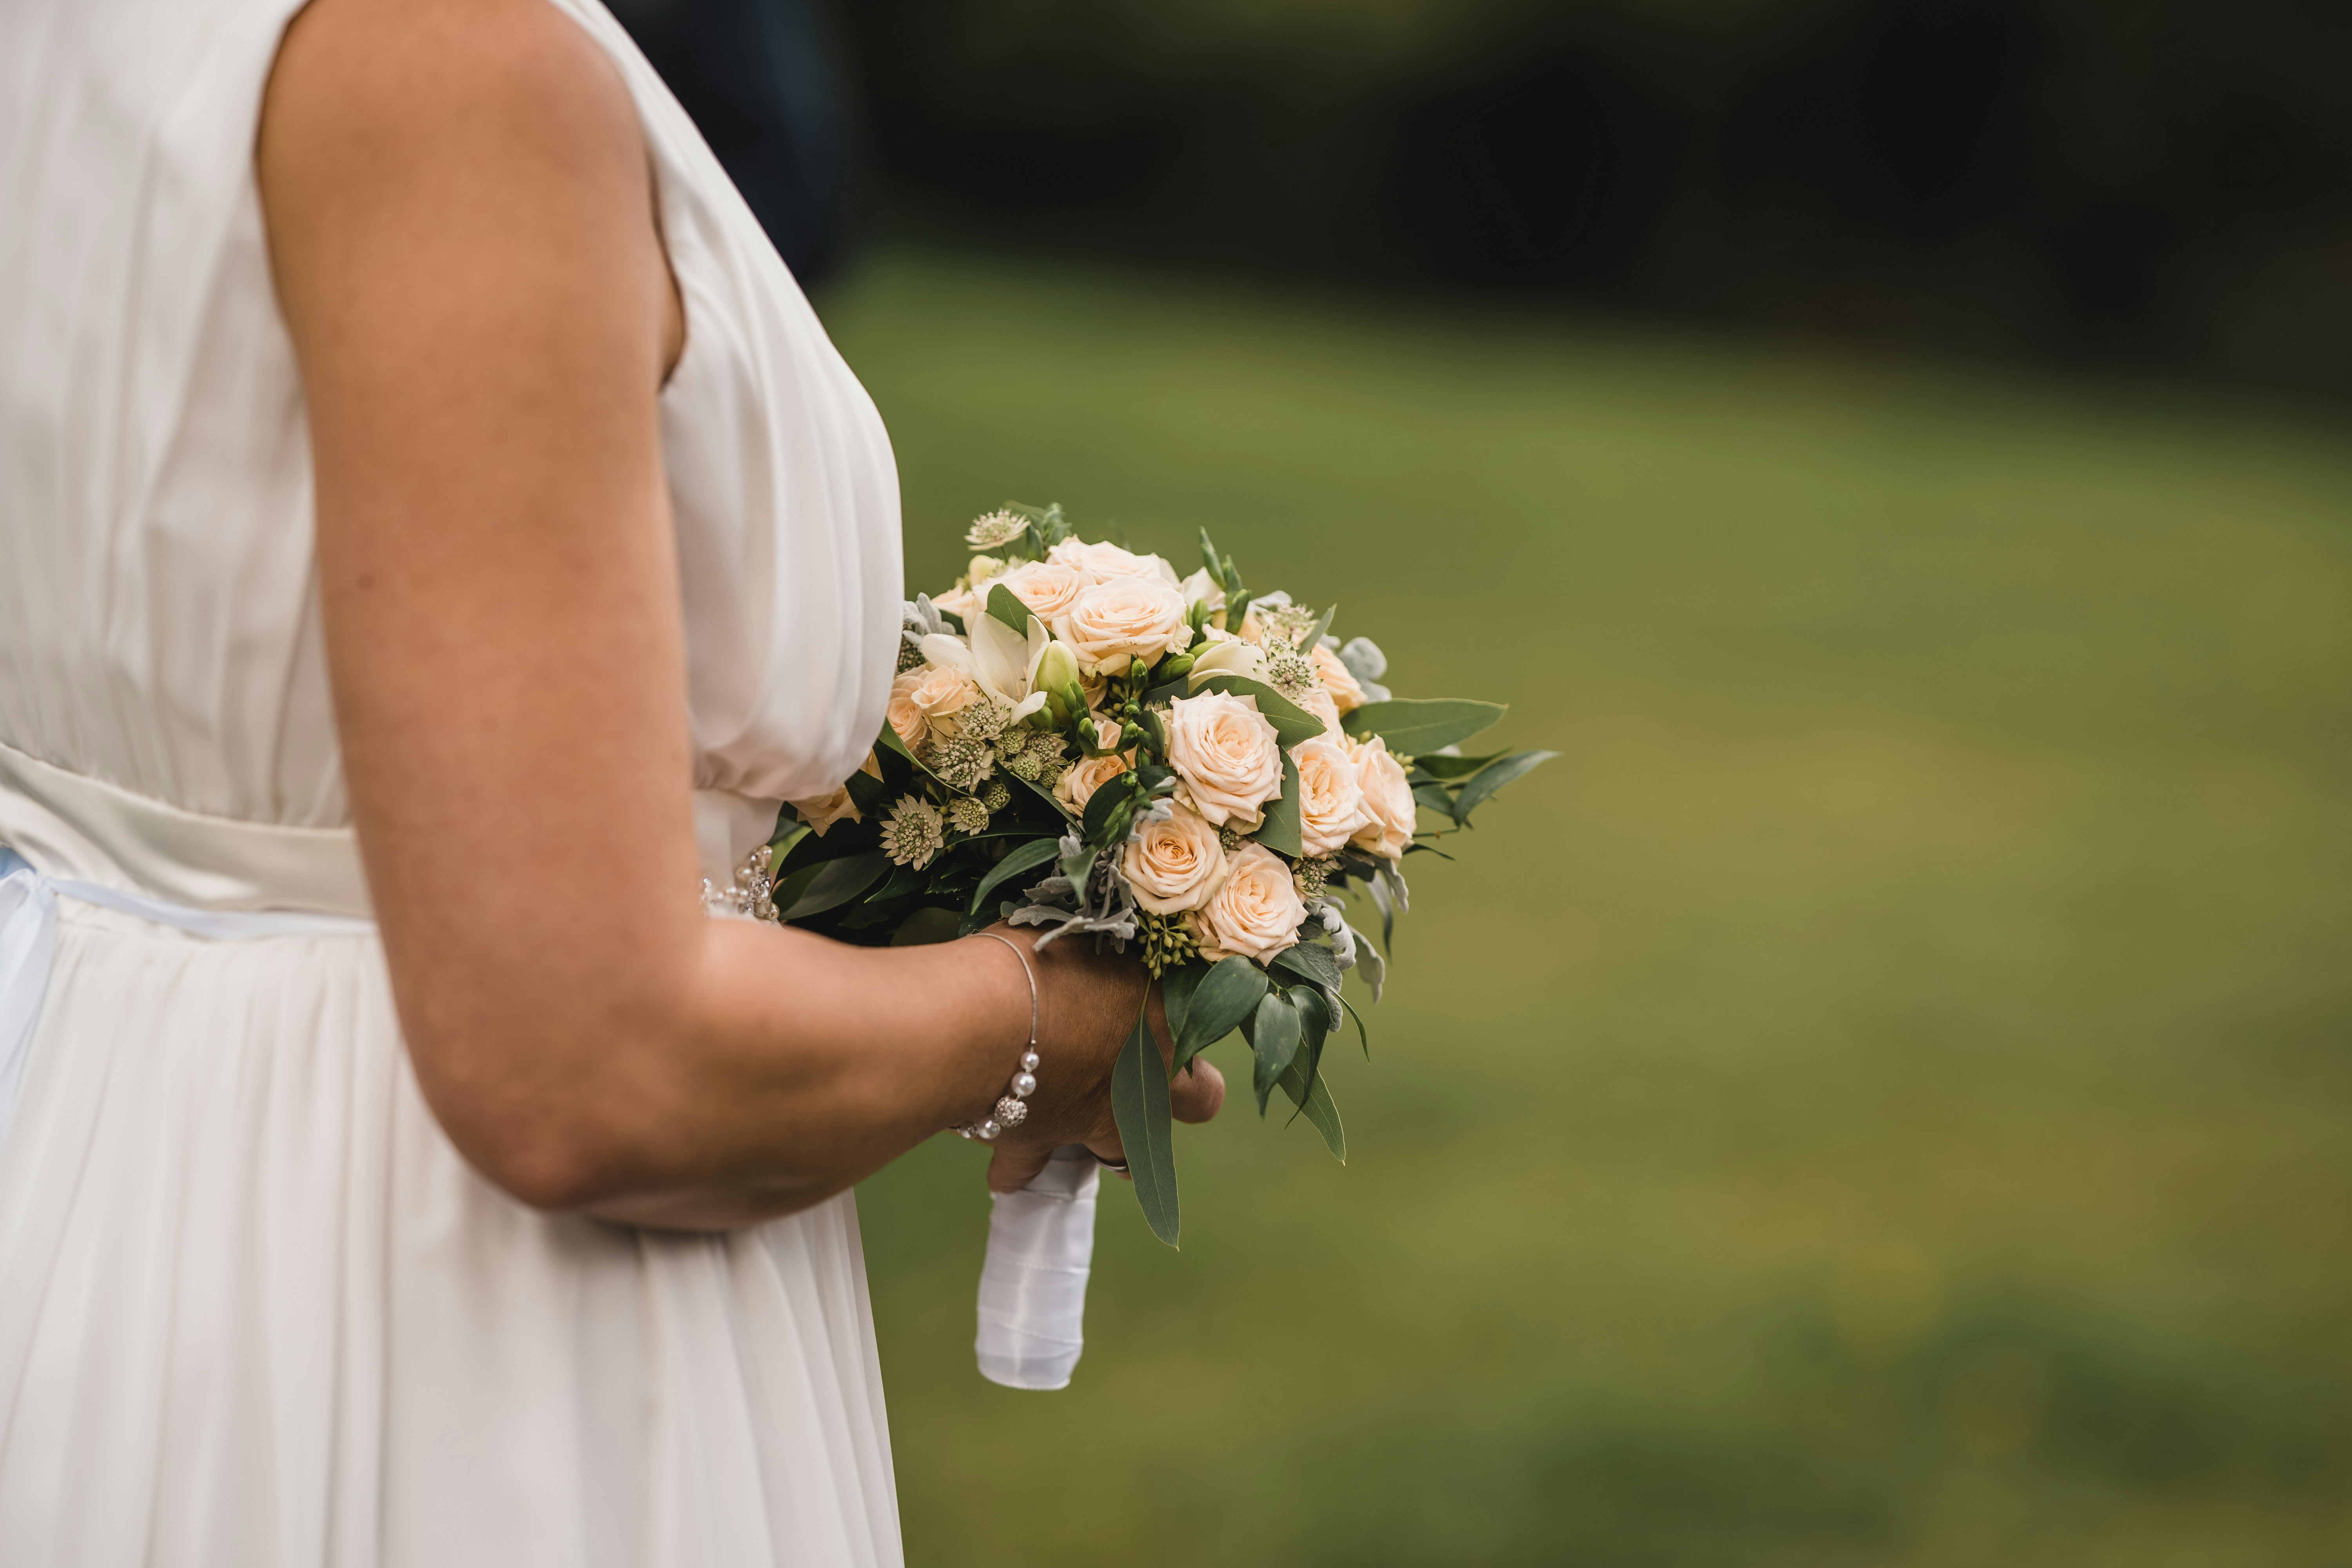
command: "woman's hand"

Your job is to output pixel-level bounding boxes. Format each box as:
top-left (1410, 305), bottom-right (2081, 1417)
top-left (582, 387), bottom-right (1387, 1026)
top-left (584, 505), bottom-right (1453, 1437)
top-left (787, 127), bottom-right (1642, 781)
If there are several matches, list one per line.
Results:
top-left (963, 927), bottom-right (1227, 1194)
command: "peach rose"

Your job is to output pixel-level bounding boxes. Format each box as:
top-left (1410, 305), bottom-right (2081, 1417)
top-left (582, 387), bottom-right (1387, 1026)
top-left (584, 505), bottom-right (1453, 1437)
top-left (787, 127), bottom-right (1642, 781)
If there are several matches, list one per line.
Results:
top-left (990, 559), bottom-right (1094, 626)
top-left (1122, 802), bottom-right (1230, 915)
top-left (929, 586), bottom-right (980, 624)
top-left (1166, 690), bottom-right (1283, 829)
top-left (1295, 685), bottom-right (1344, 737)
top-left (1348, 734), bottom-right (1416, 860)
top-left (788, 786), bottom-right (861, 837)
top-left (886, 670), bottom-right (928, 749)
top-left (1291, 734), bottom-right (1372, 856)
top-left (1059, 576), bottom-right (1192, 676)
top-left (1054, 719), bottom-right (1133, 811)
top-left (1310, 644), bottom-right (1368, 713)
top-left (1047, 538), bottom-right (1182, 589)
top-left (1190, 844), bottom-right (1307, 964)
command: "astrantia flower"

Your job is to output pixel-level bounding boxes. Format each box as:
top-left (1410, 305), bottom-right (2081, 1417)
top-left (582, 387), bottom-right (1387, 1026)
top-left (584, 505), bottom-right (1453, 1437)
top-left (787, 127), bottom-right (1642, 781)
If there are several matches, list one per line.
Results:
top-left (966, 510), bottom-right (1030, 550)
top-left (880, 796), bottom-right (945, 869)
top-left (928, 733), bottom-right (996, 793)
top-left (947, 795), bottom-right (992, 835)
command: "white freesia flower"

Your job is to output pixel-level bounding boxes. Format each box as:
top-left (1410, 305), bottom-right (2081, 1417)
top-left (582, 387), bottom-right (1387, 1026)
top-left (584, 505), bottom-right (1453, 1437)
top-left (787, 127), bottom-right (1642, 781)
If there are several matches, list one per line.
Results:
top-left (926, 619), bottom-right (1051, 722)
top-left (1185, 629), bottom-right (1270, 689)
top-left (1178, 568), bottom-right (1226, 622)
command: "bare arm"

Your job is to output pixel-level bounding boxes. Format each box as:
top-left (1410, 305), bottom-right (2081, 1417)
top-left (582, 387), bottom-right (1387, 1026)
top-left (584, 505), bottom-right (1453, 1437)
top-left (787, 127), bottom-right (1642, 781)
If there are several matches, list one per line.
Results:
top-left (259, 0), bottom-right (1218, 1229)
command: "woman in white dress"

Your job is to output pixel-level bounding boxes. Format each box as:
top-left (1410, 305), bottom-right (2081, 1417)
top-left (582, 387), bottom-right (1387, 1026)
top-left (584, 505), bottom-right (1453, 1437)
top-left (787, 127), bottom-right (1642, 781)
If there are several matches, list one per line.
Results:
top-left (0, 0), bottom-right (1225, 1563)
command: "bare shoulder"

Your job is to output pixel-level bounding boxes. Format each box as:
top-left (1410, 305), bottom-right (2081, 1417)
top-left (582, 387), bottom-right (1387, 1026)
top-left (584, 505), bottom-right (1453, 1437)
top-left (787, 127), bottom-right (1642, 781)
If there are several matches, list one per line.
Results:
top-left (263, 0), bottom-right (639, 174)
top-left (259, 0), bottom-right (675, 387)
top-left (259, 0), bottom-right (653, 274)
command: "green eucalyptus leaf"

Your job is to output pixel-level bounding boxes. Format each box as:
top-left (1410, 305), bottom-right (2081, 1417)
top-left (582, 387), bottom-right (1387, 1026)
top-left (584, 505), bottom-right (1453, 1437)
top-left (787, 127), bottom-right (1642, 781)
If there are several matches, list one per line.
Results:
top-left (1161, 962), bottom-right (1204, 1051)
top-left (965, 836), bottom-right (1060, 918)
top-left (1250, 990), bottom-right (1303, 1115)
top-left (1256, 749), bottom-right (1304, 857)
top-left (1410, 751), bottom-right (1503, 781)
top-left (1412, 780), bottom-right (1461, 825)
top-left (1271, 940), bottom-right (1343, 994)
top-left (986, 584), bottom-right (1032, 635)
top-left (1189, 675), bottom-right (1324, 750)
top-left (1080, 773), bottom-right (1136, 850)
top-left (778, 851), bottom-right (891, 921)
top-left (1342, 699), bottom-right (1508, 755)
top-left (1176, 956), bottom-right (1269, 1071)
top-left (890, 907), bottom-right (963, 946)
top-left (1305, 603), bottom-right (1336, 650)
top-left (1452, 750), bottom-right (1560, 824)
top-left (1112, 1007), bottom-right (1180, 1246)
top-left (1277, 1052), bottom-right (1346, 1162)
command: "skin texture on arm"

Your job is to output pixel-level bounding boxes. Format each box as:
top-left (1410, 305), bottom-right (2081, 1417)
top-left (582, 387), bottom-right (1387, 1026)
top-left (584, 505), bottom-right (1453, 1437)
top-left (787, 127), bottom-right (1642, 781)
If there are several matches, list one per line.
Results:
top-left (259, 0), bottom-right (1219, 1229)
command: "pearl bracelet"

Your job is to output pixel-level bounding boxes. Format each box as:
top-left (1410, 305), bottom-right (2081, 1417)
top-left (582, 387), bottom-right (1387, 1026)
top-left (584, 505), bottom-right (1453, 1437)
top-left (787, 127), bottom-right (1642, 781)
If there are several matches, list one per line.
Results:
top-left (954, 932), bottom-right (1040, 1142)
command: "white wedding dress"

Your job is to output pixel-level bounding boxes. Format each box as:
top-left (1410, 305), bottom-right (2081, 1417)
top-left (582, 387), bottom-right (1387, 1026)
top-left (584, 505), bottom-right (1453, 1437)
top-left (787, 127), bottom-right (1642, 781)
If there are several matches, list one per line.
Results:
top-left (0, 0), bottom-right (907, 1562)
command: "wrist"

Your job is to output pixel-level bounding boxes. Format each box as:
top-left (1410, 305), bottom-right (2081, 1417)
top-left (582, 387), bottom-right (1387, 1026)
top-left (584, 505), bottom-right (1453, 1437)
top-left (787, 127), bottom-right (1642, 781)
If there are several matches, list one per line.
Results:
top-left (944, 930), bottom-right (1041, 1138)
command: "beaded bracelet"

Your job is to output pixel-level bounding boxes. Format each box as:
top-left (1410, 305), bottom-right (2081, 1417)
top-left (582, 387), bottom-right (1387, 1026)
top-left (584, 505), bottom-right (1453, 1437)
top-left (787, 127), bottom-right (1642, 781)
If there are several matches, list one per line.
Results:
top-left (954, 932), bottom-right (1040, 1142)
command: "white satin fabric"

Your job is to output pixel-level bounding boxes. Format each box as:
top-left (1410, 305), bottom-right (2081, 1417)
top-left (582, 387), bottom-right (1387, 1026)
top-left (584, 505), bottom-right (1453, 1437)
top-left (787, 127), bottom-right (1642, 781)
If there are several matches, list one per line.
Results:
top-left (0, 0), bottom-right (908, 1561)
top-left (976, 1148), bottom-right (1100, 1390)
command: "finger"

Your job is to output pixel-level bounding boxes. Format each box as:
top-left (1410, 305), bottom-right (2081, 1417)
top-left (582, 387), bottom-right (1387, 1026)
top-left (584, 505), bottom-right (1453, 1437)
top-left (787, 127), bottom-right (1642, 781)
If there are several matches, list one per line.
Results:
top-left (985, 1141), bottom-right (1054, 1194)
top-left (1082, 1130), bottom-right (1130, 1179)
top-left (1169, 1056), bottom-right (1226, 1123)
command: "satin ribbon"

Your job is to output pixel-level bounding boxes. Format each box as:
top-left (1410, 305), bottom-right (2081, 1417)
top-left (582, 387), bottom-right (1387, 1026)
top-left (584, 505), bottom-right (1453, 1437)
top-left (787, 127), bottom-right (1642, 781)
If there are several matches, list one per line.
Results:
top-left (0, 846), bottom-right (375, 1161)
top-left (975, 1144), bottom-right (1101, 1390)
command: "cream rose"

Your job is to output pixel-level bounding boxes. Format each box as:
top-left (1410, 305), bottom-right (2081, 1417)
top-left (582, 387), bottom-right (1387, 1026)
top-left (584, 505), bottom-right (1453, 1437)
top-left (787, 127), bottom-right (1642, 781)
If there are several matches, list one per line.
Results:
top-left (990, 559), bottom-right (1095, 626)
top-left (1059, 576), bottom-right (1192, 676)
top-left (1048, 538), bottom-right (1183, 589)
top-left (905, 664), bottom-right (979, 727)
top-left (1310, 644), bottom-right (1368, 713)
top-left (886, 671), bottom-right (928, 749)
top-left (1348, 734), bottom-right (1416, 860)
top-left (1122, 803), bottom-right (1230, 915)
top-left (1165, 690), bottom-right (1283, 829)
top-left (1190, 844), bottom-right (1307, 964)
top-left (1291, 734), bottom-right (1372, 856)
top-left (929, 586), bottom-right (980, 624)
top-left (1054, 718), bottom-right (1133, 811)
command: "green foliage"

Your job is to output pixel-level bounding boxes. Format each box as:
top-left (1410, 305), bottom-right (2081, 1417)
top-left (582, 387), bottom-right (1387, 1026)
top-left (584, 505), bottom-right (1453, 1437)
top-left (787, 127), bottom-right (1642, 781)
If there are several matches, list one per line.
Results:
top-left (962, 836), bottom-right (1060, 929)
top-left (777, 851), bottom-right (890, 920)
top-left (1174, 955), bottom-right (1269, 1073)
top-left (1255, 749), bottom-right (1303, 857)
top-left (1247, 989), bottom-right (1303, 1114)
top-left (1450, 750), bottom-right (1558, 824)
top-left (1343, 697), bottom-right (1506, 755)
top-left (1111, 1004), bottom-right (1180, 1246)
top-left (985, 583), bottom-right (1031, 634)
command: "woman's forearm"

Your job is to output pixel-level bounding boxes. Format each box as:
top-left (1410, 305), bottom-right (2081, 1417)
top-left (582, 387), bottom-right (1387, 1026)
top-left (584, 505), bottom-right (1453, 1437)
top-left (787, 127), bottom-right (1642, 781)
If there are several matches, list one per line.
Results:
top-left (571, 920), bottom-right (1040, 1228)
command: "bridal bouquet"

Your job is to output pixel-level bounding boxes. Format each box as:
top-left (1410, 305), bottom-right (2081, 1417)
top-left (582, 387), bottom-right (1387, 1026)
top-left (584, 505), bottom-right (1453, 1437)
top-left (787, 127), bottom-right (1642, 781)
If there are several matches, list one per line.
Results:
top-left (745, 505), bottom-right (1550, 1245)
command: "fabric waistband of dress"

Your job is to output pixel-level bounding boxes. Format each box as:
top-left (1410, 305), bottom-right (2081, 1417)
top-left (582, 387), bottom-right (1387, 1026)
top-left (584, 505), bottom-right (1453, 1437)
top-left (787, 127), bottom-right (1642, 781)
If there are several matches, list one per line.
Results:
top-left (0, 735), bottom-right (787, 916)
top-left (0, 737), bottom-right (372, 918)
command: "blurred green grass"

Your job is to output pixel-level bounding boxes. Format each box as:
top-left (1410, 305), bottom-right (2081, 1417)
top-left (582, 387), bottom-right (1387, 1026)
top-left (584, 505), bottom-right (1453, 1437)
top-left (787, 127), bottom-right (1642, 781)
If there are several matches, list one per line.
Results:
top-left (821, 251), bottom-right (2352, 1566)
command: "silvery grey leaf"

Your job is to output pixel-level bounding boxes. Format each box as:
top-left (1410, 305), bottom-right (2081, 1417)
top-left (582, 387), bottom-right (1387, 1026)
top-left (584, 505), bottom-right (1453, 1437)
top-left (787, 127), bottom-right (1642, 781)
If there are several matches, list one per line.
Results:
top-left (1339, 636), bottom-right (1387, 683)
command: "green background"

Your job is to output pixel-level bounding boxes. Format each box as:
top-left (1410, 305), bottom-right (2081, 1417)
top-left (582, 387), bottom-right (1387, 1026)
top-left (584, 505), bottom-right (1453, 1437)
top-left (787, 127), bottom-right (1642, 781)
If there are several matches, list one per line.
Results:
top-left (824, 252), bottom-right (2352, 1565)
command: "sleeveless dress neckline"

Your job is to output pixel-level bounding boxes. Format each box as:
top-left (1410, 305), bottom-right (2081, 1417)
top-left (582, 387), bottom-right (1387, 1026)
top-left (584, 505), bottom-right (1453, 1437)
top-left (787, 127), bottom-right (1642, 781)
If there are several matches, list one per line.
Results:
top-left (0, 0), bottom-right (907, 1560)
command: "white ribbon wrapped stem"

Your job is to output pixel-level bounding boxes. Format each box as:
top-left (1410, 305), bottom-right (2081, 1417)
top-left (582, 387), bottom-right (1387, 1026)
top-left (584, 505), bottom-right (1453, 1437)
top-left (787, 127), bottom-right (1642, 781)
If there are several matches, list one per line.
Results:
top-left (975, 1144), bottom-right (1101, 1390)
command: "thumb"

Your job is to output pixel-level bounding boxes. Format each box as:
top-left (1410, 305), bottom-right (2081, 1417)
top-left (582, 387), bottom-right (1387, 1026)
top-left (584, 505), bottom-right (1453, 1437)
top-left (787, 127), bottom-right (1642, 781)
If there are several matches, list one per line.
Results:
top-left (985, 1142), bottom-right (1054, 1194)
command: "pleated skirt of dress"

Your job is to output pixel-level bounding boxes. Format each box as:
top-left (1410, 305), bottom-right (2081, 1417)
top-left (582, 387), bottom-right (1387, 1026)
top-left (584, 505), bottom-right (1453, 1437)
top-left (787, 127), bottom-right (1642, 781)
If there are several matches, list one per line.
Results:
top-left (0, 901), bottom-right (902, 1568)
